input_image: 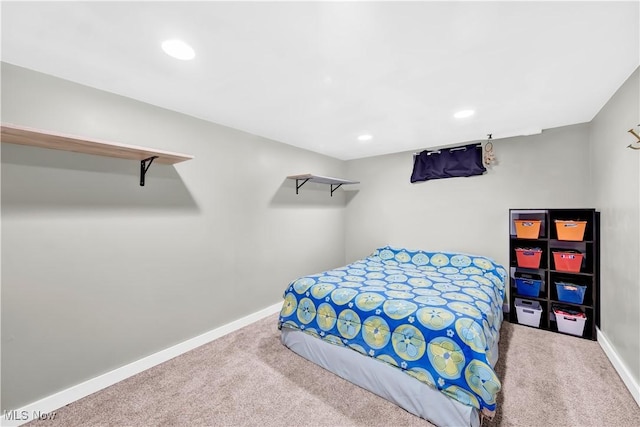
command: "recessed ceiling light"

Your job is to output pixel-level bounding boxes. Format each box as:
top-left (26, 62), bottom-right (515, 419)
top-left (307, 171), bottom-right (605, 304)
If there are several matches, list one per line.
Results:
top-left (358, 134), bottom-right (373, 141)
top-left (454, 109), bottom-right (475, 119)
top-left (161, 39), bottom-right (195, 60)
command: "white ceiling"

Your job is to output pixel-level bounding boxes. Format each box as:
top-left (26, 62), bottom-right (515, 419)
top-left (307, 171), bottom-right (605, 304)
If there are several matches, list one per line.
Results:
top-left (1, 1), bottom-right (638, 160)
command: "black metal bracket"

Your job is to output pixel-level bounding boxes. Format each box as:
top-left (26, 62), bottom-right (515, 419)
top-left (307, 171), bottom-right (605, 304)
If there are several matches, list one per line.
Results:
top-left (295, 178), bottom-right (310, 194)
top-left (628, 125), bottom-right (640, 150)
top-left (294, 178), bottom-right (345, 196)
top-left (140, 156), bottom-right (159, 186)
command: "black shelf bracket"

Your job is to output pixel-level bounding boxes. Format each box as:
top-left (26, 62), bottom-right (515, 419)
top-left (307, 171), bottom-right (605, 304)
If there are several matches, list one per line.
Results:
top-left (295, 178), bottom-right (310, 194)
top-left (140, 156), bottom-right (159, 186)
top-left (330, 183), bottom-right (343, 197)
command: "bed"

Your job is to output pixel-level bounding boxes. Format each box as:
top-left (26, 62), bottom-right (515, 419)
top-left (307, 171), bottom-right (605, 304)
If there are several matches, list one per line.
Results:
top-left (277, 246), bottom-right (507, 427)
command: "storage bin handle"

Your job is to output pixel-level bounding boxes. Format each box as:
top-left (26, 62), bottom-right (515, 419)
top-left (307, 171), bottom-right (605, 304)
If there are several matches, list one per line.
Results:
top-left (563, 316), bottom-right (577, 322)
top-left (523, 309), bottom-right (534, 314)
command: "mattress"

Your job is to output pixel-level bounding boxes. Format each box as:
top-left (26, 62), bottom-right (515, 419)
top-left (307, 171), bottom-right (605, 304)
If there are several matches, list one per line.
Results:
top-left (277, 246), bottom-right (507, 422)
top-left (281, 326), bottom-right (498, 427)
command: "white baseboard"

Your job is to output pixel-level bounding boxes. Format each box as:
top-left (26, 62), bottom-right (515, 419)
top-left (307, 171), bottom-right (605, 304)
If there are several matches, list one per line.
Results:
top-left (597, 327), bottom-right (640, 407)
top-left (0, 302), bottom-right (283, 427)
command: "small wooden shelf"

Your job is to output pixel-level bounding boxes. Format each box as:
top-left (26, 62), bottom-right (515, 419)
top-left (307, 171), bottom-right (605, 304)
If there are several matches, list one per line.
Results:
top-left (1, 123), bottom-right (194, 186)
top-left (287, 174), bottom-right (359, 196)
top-left (1, 123), bottom-right (193, 164)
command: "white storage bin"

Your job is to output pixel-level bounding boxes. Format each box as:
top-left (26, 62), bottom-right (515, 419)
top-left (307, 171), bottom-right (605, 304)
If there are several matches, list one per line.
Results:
top-left (515, 298), bottom-right (542, 328)
top-left (554, 308), bottom-right (586, 336)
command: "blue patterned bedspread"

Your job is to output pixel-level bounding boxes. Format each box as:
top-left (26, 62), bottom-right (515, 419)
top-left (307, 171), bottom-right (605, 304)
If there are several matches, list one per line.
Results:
top-left (278, 246), bottom-right (507, 418)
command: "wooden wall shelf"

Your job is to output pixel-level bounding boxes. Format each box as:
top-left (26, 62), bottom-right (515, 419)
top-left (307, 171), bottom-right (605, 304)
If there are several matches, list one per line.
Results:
top-left (287, 174), bottom-right (359, 196)
top-left (1, 123), bottom-right (194, 186)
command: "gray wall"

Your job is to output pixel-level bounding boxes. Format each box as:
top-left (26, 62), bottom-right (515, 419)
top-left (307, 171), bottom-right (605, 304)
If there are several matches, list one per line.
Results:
top-left (343, 68), bottom-right (640, 390)
top-left (344, 124), bottom-right (593, 268)
top-left (2, 61), bottom-right (639, 411)
top-left (1, 63), bottom-right (348, 410)
top-left (590, 67), bottom-right (640, 384)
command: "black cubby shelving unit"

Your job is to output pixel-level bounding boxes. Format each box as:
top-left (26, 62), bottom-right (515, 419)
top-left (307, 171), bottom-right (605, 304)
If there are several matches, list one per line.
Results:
top-left (508, 209), bottom-right (600, 340)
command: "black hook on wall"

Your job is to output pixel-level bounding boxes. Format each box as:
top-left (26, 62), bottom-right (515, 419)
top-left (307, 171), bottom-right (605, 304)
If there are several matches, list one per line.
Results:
top-left (628, 125), bottom-right (640, 150)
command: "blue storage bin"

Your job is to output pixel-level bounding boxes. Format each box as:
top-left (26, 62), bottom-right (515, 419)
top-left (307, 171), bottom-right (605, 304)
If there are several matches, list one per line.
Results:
top-left (555, 282), bottom-right (586, 304)
top-left (515, 273), bottom-right (542, 297)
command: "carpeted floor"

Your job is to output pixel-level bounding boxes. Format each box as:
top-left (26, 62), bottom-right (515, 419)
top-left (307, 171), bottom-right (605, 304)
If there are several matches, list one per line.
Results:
top-left (27, 314), bottom-right (640, 426)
